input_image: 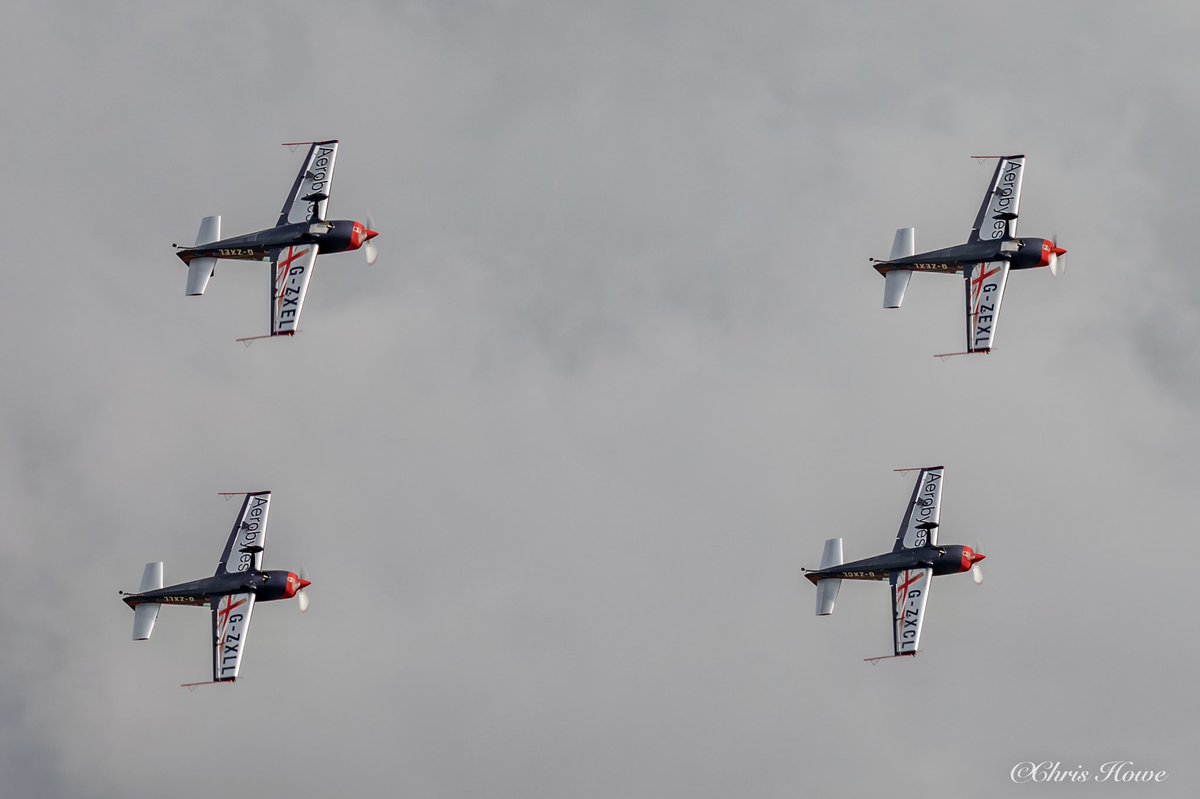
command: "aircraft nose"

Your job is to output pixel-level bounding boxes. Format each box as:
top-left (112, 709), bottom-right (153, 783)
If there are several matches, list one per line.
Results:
top-left (364, 228), bottom-right (379, 241)
top-left (298, 578), bottom-right (312, 590)
top-left (973, 552), bottom-right (986, 563)
top-left (1051, 246), bottom-right (1066, 257)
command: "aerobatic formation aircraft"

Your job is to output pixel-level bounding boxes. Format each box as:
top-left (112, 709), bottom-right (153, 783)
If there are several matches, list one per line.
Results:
top-left (803, 467), bottom-right (985, 661)
top-left (173, 140), bottom-right (378, 341)
top-left (869, 155), bottom-right (1065, 356)
top-left (120, 491), bottom-right (310, 685)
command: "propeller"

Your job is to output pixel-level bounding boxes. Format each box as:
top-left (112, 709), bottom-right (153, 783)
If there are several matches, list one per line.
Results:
top-left (364, 213), bottom-right (378, 265)
top-left (297, 566), bottom-right (311, 613)
top-left (970, 542), bottom-right (985, 585)
top-left (1048, 233), bottom-right (1067, 277)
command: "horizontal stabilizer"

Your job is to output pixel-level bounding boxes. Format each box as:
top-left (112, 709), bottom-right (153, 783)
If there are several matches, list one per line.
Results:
top-left (883, 269), bottom-right (912, 309)
top-left (139, 562), bottom-right (164, 592)
top-left (889, 227), bottom-right (915, 260)
top-left (812, 537), bottom-right (843, 614)
top-left (133, 602), bottom-right (161, 640)
top-left (186, 257), bottom-right (217, 296)
top-left (815, 578), bottom-right (841, 616)
top-left (819, 538), bottom-right (844, 570)
top-left (195, 215), bottom-right (221, 247)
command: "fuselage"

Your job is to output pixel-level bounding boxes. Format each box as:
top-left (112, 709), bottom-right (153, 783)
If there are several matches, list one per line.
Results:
top-left (872, 236), bottom-right (1058, 276)
top-left (122, 569), bottom-right (305, 608)
top-left (804, 544), bottom-right (981, 584)
top-left (176, 220), bottom-right (374, 264)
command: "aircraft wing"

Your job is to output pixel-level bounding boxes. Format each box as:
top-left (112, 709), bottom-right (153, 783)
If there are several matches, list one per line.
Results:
top-left (277, 140), bottom-right (339, 226)
top-left (964, 260), bottom-right (1011, 353)
top-left (211, 592), bottom-right (255, 682)
top-left (892, 467), bottom-right (944, 551)
top-left (890, 567), bottom-right (931, 656)
top-left (968, 155), bottom-right (1024, 242)
top-left (216, 491), bottom-right (270, 575)
top-left (270, 244), bottom-right (320, 336)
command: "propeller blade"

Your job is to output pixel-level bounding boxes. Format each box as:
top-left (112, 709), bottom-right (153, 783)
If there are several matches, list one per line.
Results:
top-left (365, 213), bottom-right (378, 265)
top-left (298, 566), bottom-right (310, 612)
top-left (972, 564), bottom-right (984, 585)
top-left (1050, 233), bottom-right (1066, 277)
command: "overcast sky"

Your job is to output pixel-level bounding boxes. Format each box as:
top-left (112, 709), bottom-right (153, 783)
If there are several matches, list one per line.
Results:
top-left (2, 1), bottom-right (1198, 796)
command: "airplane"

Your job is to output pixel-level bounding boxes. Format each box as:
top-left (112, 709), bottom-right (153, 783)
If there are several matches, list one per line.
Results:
top-left (869, 155), bottom-right (1066, 356)
top-left (173, 140), bottom-right (378, 341)
top-left (120, 491), bottom-right (310, 685)
top-left (802, 467), bottom-right (985, 661)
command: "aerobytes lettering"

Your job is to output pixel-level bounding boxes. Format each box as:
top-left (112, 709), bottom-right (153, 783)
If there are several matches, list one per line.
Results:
top-left (233, 496), bottom-right (268, 572)
top-left (907, 470), bottom-right (941, 547)
top-left (986, 159), bottom-right (1022, 239)
top-left (303, 146), bottom-right (335, 221)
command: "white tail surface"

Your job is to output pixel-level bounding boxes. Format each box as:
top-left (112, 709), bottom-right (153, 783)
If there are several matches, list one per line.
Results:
top-left (132, 562), bottom-right (163, 641)
top-left (132, 603), bottom-right (160, 640)
top-left (186, 257), bottom-right (216, 296)
top-left (139, 562), bottom-right (164, 592)
top-left (815, 577), bottom-right (841, 616)
top-left (883, 269), bottom-right (912, 309)
top-left (883, 228), bottom-right (915, 309)
top-left (890, 227), bottom-right (915, 259)
top-left (819, 538), bottom-right (843, 569)
top-left (195, 216), bottom-right (221, 246)
top-left (186, 216), bottom-right (221, 296)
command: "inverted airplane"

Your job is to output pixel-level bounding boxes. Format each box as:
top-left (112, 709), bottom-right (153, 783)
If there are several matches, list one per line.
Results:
top-left (120, 491), bottom-right (310, 684)
top-left (869, 155), bottom-right (1065, 356)
top-left (173, 140), bottom-right (378, 341)
top-left (803, 467), bottom-right (985, 661)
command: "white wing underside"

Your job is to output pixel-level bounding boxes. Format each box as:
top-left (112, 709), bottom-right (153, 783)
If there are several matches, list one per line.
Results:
top-left (969, 156), bottom-right (1024, 243)
top-left (964, 260), bottom-right (1010, 353)
top-left (278, 141), bottom-right (339, 226)
top-left (216, 492), bottom-right (270, 575)
top-left (893, 467), bottom-right (944, 551)
top-left (211, 592), bottom-right (255, 682)
top-left (270, 246), bottom-right (319, 336)
top-left (890, 567), bottom-right (931, 656)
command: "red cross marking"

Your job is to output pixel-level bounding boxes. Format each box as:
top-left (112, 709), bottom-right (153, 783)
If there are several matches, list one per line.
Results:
top-left (275, 246), bottom-right (311, 322)
top-left (894, 570), bottom-right (924, 611)
top-left (216, 595), bottom-right (247, 638)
